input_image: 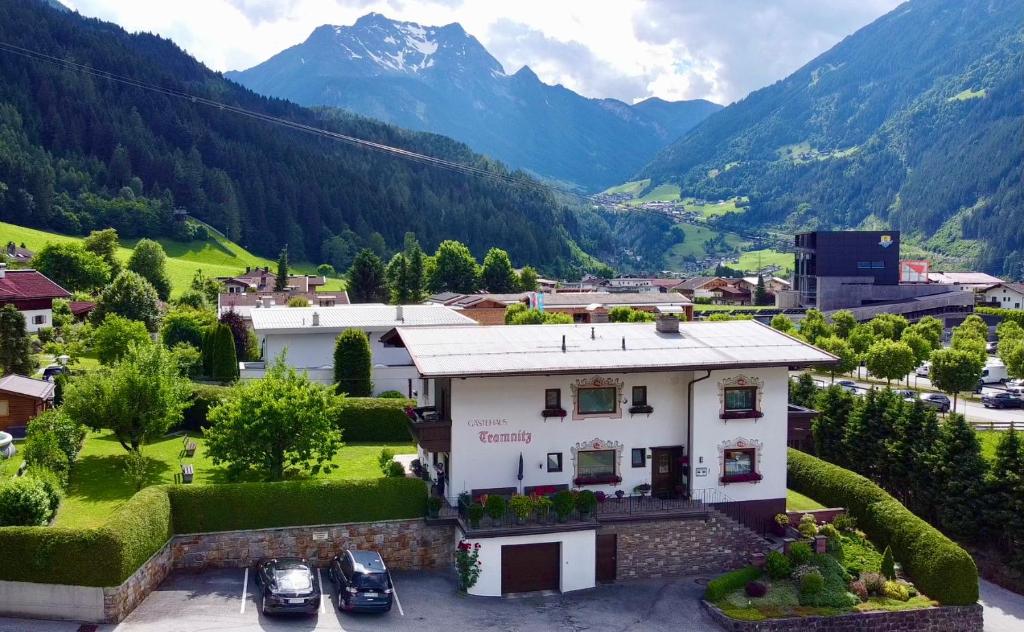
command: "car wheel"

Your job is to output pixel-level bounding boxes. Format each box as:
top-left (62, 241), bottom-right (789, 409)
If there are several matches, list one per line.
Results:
top-left (261, 591), bottom-right (267, 616)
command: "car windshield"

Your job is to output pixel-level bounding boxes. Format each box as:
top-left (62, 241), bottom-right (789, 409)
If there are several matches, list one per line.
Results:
top-left (273, 567), bottom-right (312, 592)
top-left (354, 572), bottom-right (389, 590)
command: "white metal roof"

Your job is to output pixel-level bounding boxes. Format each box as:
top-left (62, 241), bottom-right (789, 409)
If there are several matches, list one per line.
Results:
top-left (250, 304), bottom-right (477, 333)
top-left (397, 320), bottom-right (837, 378)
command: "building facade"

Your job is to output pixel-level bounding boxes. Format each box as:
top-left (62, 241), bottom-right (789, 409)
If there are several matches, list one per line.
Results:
top-left (0, 375), bottom-right (55, 433)
top-left (398, 317), bottom-right (835, 596)
top-left (982, 283), bottom-right (1024, 310)
top-left (0, 264), bottom-right (71, 332)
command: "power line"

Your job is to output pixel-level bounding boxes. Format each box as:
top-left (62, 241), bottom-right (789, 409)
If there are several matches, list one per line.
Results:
top-left (0, 39), bottom-right (582, 200)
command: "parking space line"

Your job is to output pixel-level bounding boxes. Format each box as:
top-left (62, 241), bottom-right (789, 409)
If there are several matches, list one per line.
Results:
top-left (240, 567), bottom-right (249, 614)
top-left (318, 568), bottom-right (326, 614)
top-left (392, 580), bottom-right (405, 616)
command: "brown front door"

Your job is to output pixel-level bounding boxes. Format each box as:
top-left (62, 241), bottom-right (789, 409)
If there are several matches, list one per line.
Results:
top-left (651, 446), bottom-right (683, 498)
top-left (501, 542), bottom-right (560, 594)
top-left (596, 533), bottom-right (617, 583)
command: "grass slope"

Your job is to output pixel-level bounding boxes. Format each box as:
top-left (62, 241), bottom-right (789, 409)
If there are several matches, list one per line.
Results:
top-left (1, 222), bottom-right (344, 296)
top-left (601, 179), bottom-right (650, 196)
top-left (57, 430), bottom-right (416, 528)
top-left (734, 249), bottom-right (794, 274)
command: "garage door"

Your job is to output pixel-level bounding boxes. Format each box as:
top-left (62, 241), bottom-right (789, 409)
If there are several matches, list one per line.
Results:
top-left (501, 542), bottom-right (560, 594)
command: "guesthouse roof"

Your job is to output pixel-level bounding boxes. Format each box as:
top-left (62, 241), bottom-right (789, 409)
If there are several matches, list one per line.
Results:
top-left (250, 304), bottom-right (477, 333)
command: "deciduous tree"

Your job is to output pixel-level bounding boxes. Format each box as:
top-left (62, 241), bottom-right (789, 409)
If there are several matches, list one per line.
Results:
top-left (770, 313), bottom-right (794, 333)
top-left (864, 339), bottom-right (916, 384)
top-left (31, 242), bottom-right (110, 292)
top-left (929, 348), bottom-right (984, 413)
top-left (91, 271), bottom-right (160, 331)
top-left (160, 307), bottom-right (214, 350)
top-left (816, 336), bottom-right (856, 381)
top-left (830, 310), bottom-right (857, 339)
top-left (428, 240), bottom-right (479, 293)
top-left (517, 266), bottom-right (539, 292)
top-left (480, 247), bottom-right (518, 293)
top-left (93, 313), bottom-right (151, 365)
top-left (798, 309), bottom-right (831, 344)
top-left (126, 239), bottom-right (172, 301)
top-left (82, 227), bottom-right (122, 278)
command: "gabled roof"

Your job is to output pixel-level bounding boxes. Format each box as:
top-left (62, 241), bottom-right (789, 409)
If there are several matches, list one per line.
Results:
top-left (539, 292), bottom-right (691, 308)
top-left (69, 301), bottom-right (96, 317)
top-left (0, 374), bottom-right (55, 400)
top-left (986, 282), bottom-right (1024, 294)
top-left (0, 269), bottom-right (71, 301)
top-left (396, 320), bottom-right (837, 378)
top-left (676, 276), bottom-right (721, 291)
top-left (251, 304), bottom-right (477, 333)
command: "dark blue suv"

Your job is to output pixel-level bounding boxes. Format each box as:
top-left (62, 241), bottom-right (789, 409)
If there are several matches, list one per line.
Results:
top-left (329, 550), bottom-right (394, 613)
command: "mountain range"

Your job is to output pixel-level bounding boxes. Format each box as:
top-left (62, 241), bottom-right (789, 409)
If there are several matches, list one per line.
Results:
top-left (0, 0), bottom-right (604, 275)
top-left (638, 0), bottom-right (1024, 275)
top-left (226, 13), bottom-right (721, 192)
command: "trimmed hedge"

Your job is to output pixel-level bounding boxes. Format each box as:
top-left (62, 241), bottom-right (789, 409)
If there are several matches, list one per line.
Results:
top-left (337, 397), bottom-right (415, 442)
top-left (168, 477), bottom-right (426, 534)
top-left (0, 485), bottom-right (172, 587)
top-left (705, 565), bottom-right (762, 601)
top-left (977, 307), bottom-right (1024, 325)
top-left (787, 448), bottom-right (978, 605)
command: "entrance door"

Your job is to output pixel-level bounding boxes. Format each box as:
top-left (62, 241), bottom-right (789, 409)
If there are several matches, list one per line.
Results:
top-left (596, 534), bottom-right (617, 583)
top-left (501, 542), bottom-right (560, 594)
top-left (650, 446), bottom-right (683, 498)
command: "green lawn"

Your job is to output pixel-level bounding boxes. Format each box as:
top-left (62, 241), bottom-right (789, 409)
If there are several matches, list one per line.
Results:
top-left (1, 450), bottom-right (23, 480)
top-left (56, 430), bottom-right (416, 528)
top-left (627, 183), bottom-right (682, 205)
top-left (949, 88), bottom-right (986, 102)
top-left (734, 249), bottom-right (794, 275)
top-left (600, 179), bottom-right (650, 196)
top-left (663, 224), bottom-right (747, 266)
top-left (787, 489), bottom-right (826, 512)
top-left (1, 221), bottom-right (345, 297)
top-left (684, 196), bottom-right (747, 218)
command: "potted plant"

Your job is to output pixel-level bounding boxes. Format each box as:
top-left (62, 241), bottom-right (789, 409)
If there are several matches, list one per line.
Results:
top-left (508, 495), bottom-right (533, 524)
top-left (634, 483), bottom-right (651, 498)
top-left (773, 513), bottom-right (790, 537)
top-left (484, 495), bottom-right (506, 525)
top-left (427, 496), bottom-right (443, 518)
top-left (575, 490), bottom-right (598, 517)
top-left (553, 490), bottom-right (574, 522)
top-left (594, 491), bottom-right (607, 504)
top-left (614, 489), bottom-right (625, 500)
top-left (467, 502), bottom-right (484, 528)
top-left (534, 496), bottom-right (553, 523)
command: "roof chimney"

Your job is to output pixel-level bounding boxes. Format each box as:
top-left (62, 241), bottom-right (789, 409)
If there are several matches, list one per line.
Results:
top-left (312, 311), bottom-right (320, 326)
top-left (396, 305), bottom-right (404, 322)
top-left (0, 262), bottom-right (5, 279)
top-left (656, 314), bottom-right (680, 334)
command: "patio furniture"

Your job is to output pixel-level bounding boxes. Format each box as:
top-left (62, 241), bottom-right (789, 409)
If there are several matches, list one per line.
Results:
top-left (181, 463), bottom-right (194, 484)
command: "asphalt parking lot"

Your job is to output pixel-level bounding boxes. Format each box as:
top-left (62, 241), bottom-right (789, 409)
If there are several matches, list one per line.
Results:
top-left (99, 568), bottom-right (715, 632)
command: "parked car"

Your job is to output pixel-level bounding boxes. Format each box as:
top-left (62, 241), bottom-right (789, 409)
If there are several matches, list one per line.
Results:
top-left (980, 363), bottom-right (1008, 385)
top-left (986, 341), bottom-right (998, 354)
top-left (41, 364), bottom-right (68, 380)
top-left (918, 393), bottom-right (951, 413)
top-left (329, 550), bottom-right (394, 613)
top-left (981, 392), bottom-right (1024, 409)
top-left (895, 389), bottom-right (916, 402)
top-left (915, 363), bottom-right (931, 377)
top-left (253, 557), bottom-right (321, 616)
top-left (836, 380), bottom-right (858, 394)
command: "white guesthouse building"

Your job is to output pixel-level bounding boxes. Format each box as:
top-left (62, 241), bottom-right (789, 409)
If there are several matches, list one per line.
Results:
top-left (241, 304), bottom-right (477, 396)
top-left (395, 316), bottom-right (835, 596)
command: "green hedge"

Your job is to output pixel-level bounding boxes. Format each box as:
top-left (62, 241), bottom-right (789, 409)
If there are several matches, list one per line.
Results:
top-left (0, 486), bottom-right (172, 587)
top-left (787, 448), bottom-right (978, 605)
top-left (705, 565), bottom-right (762, 601)
top-left (168, 477), bottom-right (426, 534)
top-left (180, 383), bottom-right (230, 430)
top-left (977, 307), bottom-right (1024, 325)
top-left (337, 397), bottom-right (414, 442)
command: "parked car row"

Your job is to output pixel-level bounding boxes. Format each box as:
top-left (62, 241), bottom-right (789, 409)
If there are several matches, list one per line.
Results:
top-left (254, 550), bottom-right (394, 617)
top-left (833, 380), bottom-right (951, 412)
top-left (981, 391), bottom-right (1024, 409)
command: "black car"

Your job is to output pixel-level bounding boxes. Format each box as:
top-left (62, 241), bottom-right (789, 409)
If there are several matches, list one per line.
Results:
top-left (329, 550), bottom-right (394, 613)
top-left (918, 393), bottom-right (951, 413)
top-left (981, 392), bottom-right (1024, 409)
top-left (253, 557), bottom-right (321, 616)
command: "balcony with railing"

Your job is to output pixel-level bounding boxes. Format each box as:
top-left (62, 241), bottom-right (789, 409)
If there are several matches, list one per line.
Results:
top-left (405, 406), bottom-right (451, 452)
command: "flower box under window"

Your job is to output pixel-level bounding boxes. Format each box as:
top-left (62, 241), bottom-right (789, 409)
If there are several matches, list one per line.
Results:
top-left (719, 409), bottom-right (764, 420)
top-left (541, 408), bottom-right (567, 418)
top-left (573, 474), bottom-right (622, 486)
top-left (720, 472), bottom-right (763, 484)
top-left (629, 404), bottom-right (654, 415)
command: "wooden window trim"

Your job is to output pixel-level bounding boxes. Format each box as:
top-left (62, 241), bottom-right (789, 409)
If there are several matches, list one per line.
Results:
top-left (721, 386), bottom-right (762, 419)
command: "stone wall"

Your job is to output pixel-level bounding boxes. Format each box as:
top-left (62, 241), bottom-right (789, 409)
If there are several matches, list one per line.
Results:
top-left (598, 510), bottom-right (772, 579)
top-left (172, 519), bottom-right (454, 571)
top-left (702, 600), bottom-right (983, 632)
top-left (102, 539), bottom-right (175, 623)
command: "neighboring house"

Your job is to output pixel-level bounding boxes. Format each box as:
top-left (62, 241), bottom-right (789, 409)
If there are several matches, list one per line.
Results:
top-left (3, 242), bottom-right (33, 263)
top-left (739, 276), bottom-right (791, 295)
top-left (927, 271), bottom-right (1004, 292)
top-left (68, 301), bottom-right (97, 322)
top-left (241, 304), bottom-right (477, 395)
top-left (0, 374), bottom-right (55, 433)
top-left (218, 290), bottom-right (350, 323)
top-left (428, 292), bottom-right (694, 324)
top-left (398, 316), bottom-right (836, 597)
top-left (981, 282), bottom-right (1024, 310)
top-left (219, 266), bottom-right (327, 294)
top-left (0, 264), bottom-right (71, 332)
top-left (603, 277), bottom-right (686, 294)
top-left (707, 284), bottom-right (751, 306)
top-left (674, 276), bottom-right (729, 300)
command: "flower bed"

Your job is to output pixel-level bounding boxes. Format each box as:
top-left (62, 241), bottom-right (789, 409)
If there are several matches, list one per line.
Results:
top-left (706, 518), bottom-right (937, 622)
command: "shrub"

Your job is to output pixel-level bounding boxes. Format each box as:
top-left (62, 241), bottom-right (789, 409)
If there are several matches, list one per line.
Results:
top-left (744, 580), bottom-right (767, 598)
top-left (798, 513), bottom-right (818, 538)
top-left (861, 571), bottom-right (886, 596)
top-left (376, 390), bottom-right (406, 399)
top-left (484, 495), bottom-right (506, 521)
top-left (336, 397), bottom-right (414, 442)
top-left (849, 579), bottom-right (868, 601)
top-left (788, 541), bottom-right (813, 566)
top-left (884, 580), bottom-right (911, 601)
top-left (386, 461), bottom-right (406, 478)
top-left (575, 490), bottom-right (598, 514)
top-left (799, 569), bottom-right (825, 595)
top-left (764, 550), bottom-right (792, 579)
top-left (169, 477), bottom-right (425, 533)
top-left (25, 409), bottom-right (85, 465)
top-left (705, 566), bottom-right (762, 601)
top-left (0, 477), bottom-right (54, 526)
top-left (25, 468), bottom-right (64, 515)
top-left (774, 513), bottom-right (790, 528)
top-left (508, 495), bottom-right (533, 521)
top-left (378, 448), bottom-right (396, 476)
top-left (832, 514), bottom-right (857, 532)
top-left (21, 431), bottom-right (70, 486)
top-left (181, 383), bottom-right (230, 430)
top-left (880, 545), bottom-right (895, 579)
top-left (553, 490), bottom-right (575, 520)
top-left (787, 448), bottom-right (978, 605)
top-left (819, 523), bottom-right (840, 540)
top-left (467, 502), bottom-right (484, 526)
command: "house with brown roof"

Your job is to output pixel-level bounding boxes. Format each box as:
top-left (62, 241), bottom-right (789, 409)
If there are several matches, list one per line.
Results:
top-left (0, 374), bottom-right (55, 433)
top-left (219, 266), bottom-right (327, 295)
top-left (428, 291), bottom-right (693, 324)
top-left (218, 290), bottom-right (351, 323)
top-left (0, 264), bottom-right (71, 332)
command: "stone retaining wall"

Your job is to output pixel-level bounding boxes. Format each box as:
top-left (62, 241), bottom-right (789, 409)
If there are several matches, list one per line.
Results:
top-left (598, 509), bottom-right (772, 579)
top-left (701, 600), bottom-right (984, 632)
top-left (103, 538), bottom-right (176, 623)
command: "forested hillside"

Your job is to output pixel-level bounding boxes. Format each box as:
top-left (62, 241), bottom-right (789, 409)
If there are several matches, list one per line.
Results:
top-left (0, 0), bottom-right (596, 275)
top-left (640, 0), bottom-right (1023, 276)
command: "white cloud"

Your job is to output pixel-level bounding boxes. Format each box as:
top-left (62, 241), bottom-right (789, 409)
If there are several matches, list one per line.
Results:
top-left (61, 0), bottom-right (902, 104)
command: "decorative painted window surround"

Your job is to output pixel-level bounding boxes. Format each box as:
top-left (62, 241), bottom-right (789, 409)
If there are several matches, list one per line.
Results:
top-left (718, 374), bottom-right (764, 420)
top-left (570, 376), bottom-right (624, 420)
top-left (717, 437), bottom-right (763, 484)
top-left (571, 438), bottom-right (624, 486)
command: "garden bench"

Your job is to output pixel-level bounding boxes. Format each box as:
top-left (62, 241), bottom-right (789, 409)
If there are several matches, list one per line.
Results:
top-left (181, 463), bottom-right (194, 484)
top-left (185, 441), bottom-right (197, 457)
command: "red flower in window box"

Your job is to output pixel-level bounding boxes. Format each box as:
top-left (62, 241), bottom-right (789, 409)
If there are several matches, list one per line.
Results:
top-left (720, 472), bottom-right (763, 484)
top-left (573, 474), bottom-right (622, 486)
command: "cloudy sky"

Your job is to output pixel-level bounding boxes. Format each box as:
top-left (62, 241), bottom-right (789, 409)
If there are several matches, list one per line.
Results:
top-left (61, 0), bottom-right (903, 105)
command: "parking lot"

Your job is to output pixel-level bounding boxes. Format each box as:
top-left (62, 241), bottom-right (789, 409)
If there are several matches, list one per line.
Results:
top-left (98, 568), bottom-right (714, 632)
